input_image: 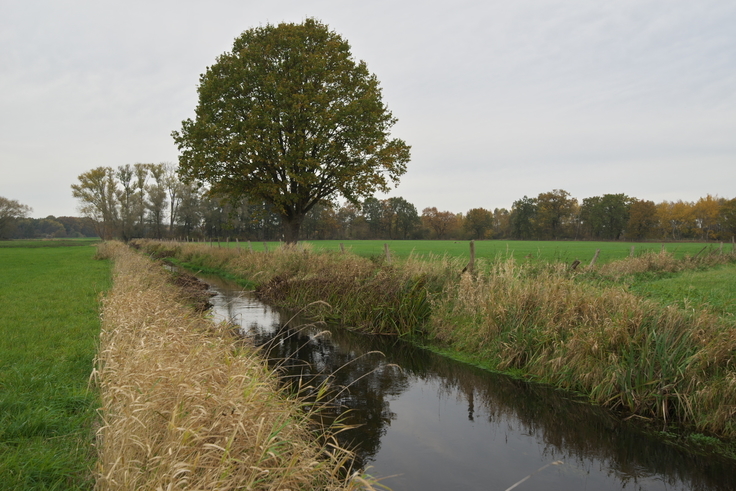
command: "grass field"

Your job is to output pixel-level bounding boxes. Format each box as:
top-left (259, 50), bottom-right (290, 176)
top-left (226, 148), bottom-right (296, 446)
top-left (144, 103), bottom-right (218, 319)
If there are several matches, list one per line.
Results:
top-left (0, 238), bottom-right (100, 248)
top-left (205, 239), bottom-right (729, 264)
top-left (630, 263), bottom-right (736, 317)
top-left (0, 244), bottom-right (110, 490)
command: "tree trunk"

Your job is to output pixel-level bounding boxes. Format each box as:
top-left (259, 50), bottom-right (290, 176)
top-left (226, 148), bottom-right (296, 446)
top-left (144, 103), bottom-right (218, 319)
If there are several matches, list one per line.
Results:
top-left (283, 215), bottom-right (303, 244)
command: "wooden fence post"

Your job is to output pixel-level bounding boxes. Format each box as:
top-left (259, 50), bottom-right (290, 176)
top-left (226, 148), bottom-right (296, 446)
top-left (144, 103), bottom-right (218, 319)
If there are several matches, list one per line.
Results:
top-left (248, 241), bottom-right (253, 252)
top-left (467, 240), bottom-right (475, 274)
top-left (340, 243), bottom-right (345, 253)
top-left (384, 243), bottom-right (391, 264)
top-left (630, 245), bottom-right (635, 257)
top-left (589, 249), bottom-right (600, 267)
top-left (263, 242), bottom-right (269, 253)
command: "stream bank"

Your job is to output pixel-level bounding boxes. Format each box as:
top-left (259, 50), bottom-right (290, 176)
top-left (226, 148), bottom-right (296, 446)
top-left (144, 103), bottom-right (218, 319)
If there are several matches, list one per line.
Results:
top-left (198, 270), bottom-right (736, 491)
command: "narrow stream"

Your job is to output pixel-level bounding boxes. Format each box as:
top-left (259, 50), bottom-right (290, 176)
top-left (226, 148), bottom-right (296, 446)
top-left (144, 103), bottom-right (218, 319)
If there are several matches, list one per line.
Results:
top-left (201, 273), bottom-right (736, 491)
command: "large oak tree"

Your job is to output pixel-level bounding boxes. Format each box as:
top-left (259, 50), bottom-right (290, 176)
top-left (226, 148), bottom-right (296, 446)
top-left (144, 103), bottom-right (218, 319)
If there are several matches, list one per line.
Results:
top-left (172, 19), bottom-right (410, 243)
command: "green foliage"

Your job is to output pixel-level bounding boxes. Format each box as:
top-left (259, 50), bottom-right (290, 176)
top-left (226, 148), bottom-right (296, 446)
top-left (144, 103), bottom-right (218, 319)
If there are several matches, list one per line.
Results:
top-left (580, 193), bottom-right (633, 240)
top-left (173, 18), bottom-right (410, 243)
top-left (535, 189), bottom-right (577, 239)
top-left (0, 245), bottom-right (110, 490)
top-left (0, 197), bottom-right (32, 239)
top-left (510, 196), bottom-right (537, 239)
top-left (463, 207), bottom-right (493, 239)
top-left (721, 198), bottom-right (736, 237)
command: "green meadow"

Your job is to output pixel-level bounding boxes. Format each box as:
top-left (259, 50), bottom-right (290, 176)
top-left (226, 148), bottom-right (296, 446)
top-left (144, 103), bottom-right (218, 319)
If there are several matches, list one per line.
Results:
top-left (0, 244), bottom-right (110, 490)
top-left (630, 262), bottom-right (736, 317)
top-left (213, 238), bottom-right (727, 264)
top-left (0, 238), bottom-right (100, 249)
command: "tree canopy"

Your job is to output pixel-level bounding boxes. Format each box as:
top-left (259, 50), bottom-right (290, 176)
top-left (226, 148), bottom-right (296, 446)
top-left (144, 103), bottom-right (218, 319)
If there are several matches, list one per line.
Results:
top-left (0, 197), bottom-right (32, 238)
top-left (172, 18), bottom-right (410, 243)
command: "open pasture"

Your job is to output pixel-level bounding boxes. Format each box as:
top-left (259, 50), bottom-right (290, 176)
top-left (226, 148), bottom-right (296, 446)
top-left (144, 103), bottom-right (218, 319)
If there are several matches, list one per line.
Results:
top-left (0, 243), bottom-right (110, 490)
top-left (631, 262), bottom-right (736, 317)
top-left (0, 238), bottom-right (100, 248)
top-left (214, 239), bottom-right (727, 264)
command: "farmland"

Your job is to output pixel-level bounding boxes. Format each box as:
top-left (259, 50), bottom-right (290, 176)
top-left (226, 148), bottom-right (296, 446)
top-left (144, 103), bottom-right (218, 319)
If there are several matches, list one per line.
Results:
top-left (0, 243), bottom-right (110, 490)
top-left (204, 238), bottom-right (729, 264)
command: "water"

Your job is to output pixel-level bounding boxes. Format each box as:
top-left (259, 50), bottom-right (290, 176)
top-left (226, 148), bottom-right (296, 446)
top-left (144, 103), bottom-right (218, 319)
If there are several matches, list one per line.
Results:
top-left (201, 273), bottom-right (736, 491)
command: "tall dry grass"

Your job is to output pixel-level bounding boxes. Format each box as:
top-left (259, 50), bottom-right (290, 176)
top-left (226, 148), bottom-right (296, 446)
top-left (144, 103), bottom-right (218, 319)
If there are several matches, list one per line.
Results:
top-left (596, 247), bottom-right (736, 279)
top-left (430, 259), bottom-right (736, 436)
top-left (134, 239), bottom-right (458, 335)
top-left (93, 241), bottom-right (377, 490)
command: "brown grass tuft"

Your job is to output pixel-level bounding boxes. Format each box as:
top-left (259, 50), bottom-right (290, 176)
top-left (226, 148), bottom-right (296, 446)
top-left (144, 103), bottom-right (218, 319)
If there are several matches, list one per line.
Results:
top-left (596, 248), bottom-right (736, 279)
top-left (94, 242), bottom-right (374, 490)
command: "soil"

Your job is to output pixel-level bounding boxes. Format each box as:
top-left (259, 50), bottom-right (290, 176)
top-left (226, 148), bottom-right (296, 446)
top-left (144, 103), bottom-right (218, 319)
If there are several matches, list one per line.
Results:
top-left (168, 268), bottom-right (215, 312)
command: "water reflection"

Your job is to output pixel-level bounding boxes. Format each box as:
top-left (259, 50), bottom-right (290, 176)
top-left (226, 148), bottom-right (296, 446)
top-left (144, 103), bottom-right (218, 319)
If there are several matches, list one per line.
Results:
top-left (202, 273), bottom-right (736, 491)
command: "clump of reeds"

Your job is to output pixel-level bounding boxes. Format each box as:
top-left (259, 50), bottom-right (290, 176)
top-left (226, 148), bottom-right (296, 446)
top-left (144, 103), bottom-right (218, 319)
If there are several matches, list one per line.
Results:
top-left (430, 258), bottom-right (736, 436)
top-left (94, 241), bottom-right (374, 490)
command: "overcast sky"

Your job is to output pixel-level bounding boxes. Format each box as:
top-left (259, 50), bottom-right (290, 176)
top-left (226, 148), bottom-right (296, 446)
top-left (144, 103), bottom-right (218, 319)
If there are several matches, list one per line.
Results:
top-left (2, 0), bottom-right (735, 218)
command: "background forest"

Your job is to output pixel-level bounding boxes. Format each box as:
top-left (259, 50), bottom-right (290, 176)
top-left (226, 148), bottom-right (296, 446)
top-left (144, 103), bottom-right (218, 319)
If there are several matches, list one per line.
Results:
top-left (3, 163), bottom-right (735, 243)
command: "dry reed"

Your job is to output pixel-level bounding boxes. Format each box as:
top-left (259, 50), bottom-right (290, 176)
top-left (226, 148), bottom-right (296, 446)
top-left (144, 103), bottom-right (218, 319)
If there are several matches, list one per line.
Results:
top-left (93, 241), bottom-right (376, 490)
top-left (134, 239), bottom-right (457, 335)
top-left (596, 248), bottom-right (736, 279)
top-left (431, 259), bottom-right (736, 436)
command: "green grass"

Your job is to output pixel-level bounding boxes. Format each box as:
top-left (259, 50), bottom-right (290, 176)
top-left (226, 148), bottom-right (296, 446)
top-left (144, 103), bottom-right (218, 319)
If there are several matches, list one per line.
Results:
top-left (205, 239), bottom-right (728, 265)
top-left (308, 240), bottom-right (730, 264)
top-left (0, 238), bottom-right (100, 248)
top-left (630, 263), bottom-right (736, 317)
top-left (0, 244), bottom-right (110, 490)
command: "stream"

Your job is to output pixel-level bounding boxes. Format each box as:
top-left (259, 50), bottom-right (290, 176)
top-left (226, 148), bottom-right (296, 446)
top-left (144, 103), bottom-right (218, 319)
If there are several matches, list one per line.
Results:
top-left (200, 273), bottom-right (736, 491)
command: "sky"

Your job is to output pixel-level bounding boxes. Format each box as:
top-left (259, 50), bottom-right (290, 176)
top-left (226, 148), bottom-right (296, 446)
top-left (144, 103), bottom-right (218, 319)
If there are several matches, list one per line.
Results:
top-left (1, 0), bottom-right (735, 218)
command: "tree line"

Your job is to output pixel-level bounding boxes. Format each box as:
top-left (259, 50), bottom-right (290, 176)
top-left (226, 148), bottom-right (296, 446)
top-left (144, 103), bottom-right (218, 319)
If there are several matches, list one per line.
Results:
top-left (61, 166), bottom-right (736, 242)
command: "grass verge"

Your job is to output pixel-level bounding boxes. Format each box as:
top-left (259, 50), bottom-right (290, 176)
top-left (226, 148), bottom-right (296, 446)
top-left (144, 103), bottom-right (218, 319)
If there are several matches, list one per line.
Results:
top-left (0, 243), bottom-right (110, 490)
top-left (628, 263), bottom-right (736, 318)
top-left (94, 242), bottom-right (380, 490)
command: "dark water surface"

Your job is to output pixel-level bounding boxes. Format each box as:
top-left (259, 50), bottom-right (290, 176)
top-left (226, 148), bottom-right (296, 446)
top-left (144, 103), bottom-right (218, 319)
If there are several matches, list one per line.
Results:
top-left (202, 274), bottom-right (736, 491)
